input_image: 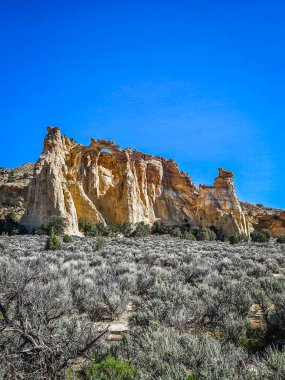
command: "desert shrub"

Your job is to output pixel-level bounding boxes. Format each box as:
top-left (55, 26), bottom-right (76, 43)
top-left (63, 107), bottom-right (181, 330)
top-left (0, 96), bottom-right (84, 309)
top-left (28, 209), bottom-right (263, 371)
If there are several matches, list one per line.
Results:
top-left (84, 222), bottom-right (99, 237)
top-left (132, 222), bottom-right (151, 237)
top-left (0, 255), bottom-right (106, 380)
top-left (208, 229), bottom-right (217, 241)
top-left (2, 233), bottom-right (285, 379)
top-left (196, 227), bottom-right (216, 241)
top-left (86, 357), bottom-right (135, 380)
top-left (107, 223), bottom-right (120, 236)
top-left (0, 214), bottom-right (27, 236)
top-left (208, 225), bottom-right (219, 236)
top-left (195, 228), bottom-right (209, 241)
top-left (240, 324), bottom-right (267, 352)
top-left (78, 218), bottom-right (113, 237)
top-left (128, 311), bottom-right (150, 328)
top-left (276, 236), bottom-right (285, 244)
top-left (136, 270), bottom-right (155, 295)
top-left (97, 223), bottom-right (111, 237)
top-left (151, 220), bottom-right (170, 235)
top-left (260, 229), bottom-right (272, 240)
top-left (229, 233), bottom-right (248, 245)
top-left (0, 240), bottom-right (9, 252)
top-left (78, 217), bottom-right (87, 231)
top-left (251, 230), bottom-right (270, 243)
top-left (7, 171), bottom-right (16, 182)
top-left (229, 235), bottom-right (240, 245)
top-left (187, 374), bottom-right (197, 380)
top-left (189, 226), bottom-right (200, 236)
top-left (78, 218), bottom-right (99, 237)
top-left (120, 222), bottom-right (133, 237)
top-left (63, 234), bottom-right (73, 243)
top-left (45, 228), bottom-right (62, 250)
top-left (263, 298), bottom-right (285, 345)
top-left (40, 215), bottom-right (67, 235)
top-left (92, 236), bottom-right (106, 251)
top-left (264, 348), bottom-right (285, 379)
top-left (22, 172), bottom-right (30, 179)
top-left (217, 314), bottom-right (247, 344)
top-left (183, 231), bottom-right (196, 241)
top-left (170, 227), bottom-right (182, 238)
top-left (256, 204), bottom-right (264, 208)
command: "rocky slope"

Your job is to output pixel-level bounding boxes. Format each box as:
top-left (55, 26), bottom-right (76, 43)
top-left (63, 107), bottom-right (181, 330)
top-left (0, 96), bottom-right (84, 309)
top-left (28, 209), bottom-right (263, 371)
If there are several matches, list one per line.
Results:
top-left (241, 202), bottom-right (285, 237)
top-left (1, 127), bottom-right (284, 237)
top-left (0, 164), bottom-right (34, 220)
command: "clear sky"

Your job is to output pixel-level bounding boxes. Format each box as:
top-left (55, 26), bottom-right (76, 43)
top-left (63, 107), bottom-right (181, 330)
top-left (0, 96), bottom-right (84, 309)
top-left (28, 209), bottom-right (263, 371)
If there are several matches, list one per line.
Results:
top-left (0, 0), bottom-right (284, 208)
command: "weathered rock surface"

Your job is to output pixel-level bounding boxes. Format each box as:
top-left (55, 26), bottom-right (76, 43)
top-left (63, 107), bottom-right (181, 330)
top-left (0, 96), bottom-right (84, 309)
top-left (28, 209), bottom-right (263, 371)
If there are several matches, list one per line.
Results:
top-left (1, 127), bottom-right (283, 237)
top-left (197, 169), bottom-right (250, 237)
top-left (0, 164), bottom-right (34, 220)
top-left (241, 202), bottom-right (285, 237)
top-left (21, 127), bottom-right (250, 236)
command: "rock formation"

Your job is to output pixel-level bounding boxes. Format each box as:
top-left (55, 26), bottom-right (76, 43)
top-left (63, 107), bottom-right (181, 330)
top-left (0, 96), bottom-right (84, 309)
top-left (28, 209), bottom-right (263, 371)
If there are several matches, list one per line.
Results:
top-left (241, 202), bottom-right (285, 237)
top-left (1, 127), bottom-right (284, 237)
top-left (0, 164), bottom-right (33, 220)
top-left (197, 169), bottom-right (249, 237)
top-left (21, 127), bottom-right (251, 236)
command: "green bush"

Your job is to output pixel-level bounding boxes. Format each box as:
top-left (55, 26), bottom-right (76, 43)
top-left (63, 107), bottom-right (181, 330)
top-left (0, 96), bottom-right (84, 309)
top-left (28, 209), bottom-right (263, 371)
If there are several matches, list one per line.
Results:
top-left (41, 215), bottom-right (67, 235)
top-left (240, 323), bottom-right (267, 352)
top-left (79, 219), bottom-right (120, 237)
top-left (208, 229), bottom-right (217, 241)
top-left (63, 234), bottom-right (73, 243)
top-left (107, 223), bottom-right (120, 236)
top-left (0, 241), bottom-right (9, 252)
top-left (0, 214), bottom-right (27, 236)
top-left (196, 227), bottom-right (216, 241)
top-left (229, 233), bottom-right (249, 245)
top-left (92, 236), bottom-right (106, 251)
top-left (78, 217), bottom-right (87, 231)
top-left (260, 228), bottom-right (272, 240)
top-left (276, 236), bottom-right (285, 244)
top-left (187, 374), bottom-right (197, 380)
top-left (151, 220), bottom-right (170, 235)
top-left (189, 226), bottom-right (200, 237)
top-left (132, 222), bottom-right (151, 238)
top-left (170, 227), bottom-right (182, 238)
top-left (86, 357), bottom-right (135, 380)
top-left (78, 218), bottom-right (99, 237)
top-left (45, 229), bottom-right (62, 250)
top-left (97, 223), bottom-right (111, 237)
top-left (7, 171), bottom-right (16, 182)
top-left (229, 235), bottom-right (240, 245)
top-left (183, 232), bottom-right (196, 241)
top-left (251, 230), bottom-right (270, 243)
top-left (120, 222), bottom-right (133, 237)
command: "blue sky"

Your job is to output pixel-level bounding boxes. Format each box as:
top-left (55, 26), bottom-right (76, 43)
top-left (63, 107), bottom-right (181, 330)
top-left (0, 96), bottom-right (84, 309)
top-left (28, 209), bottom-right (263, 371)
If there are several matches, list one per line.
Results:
top-left (0, 0), bottom-right (284, 208)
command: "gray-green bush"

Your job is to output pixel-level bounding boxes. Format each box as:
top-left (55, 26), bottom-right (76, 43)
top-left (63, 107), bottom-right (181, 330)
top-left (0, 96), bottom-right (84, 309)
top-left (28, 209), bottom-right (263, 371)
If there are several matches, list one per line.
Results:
top-left (1, 235), bottom-right (285, 379)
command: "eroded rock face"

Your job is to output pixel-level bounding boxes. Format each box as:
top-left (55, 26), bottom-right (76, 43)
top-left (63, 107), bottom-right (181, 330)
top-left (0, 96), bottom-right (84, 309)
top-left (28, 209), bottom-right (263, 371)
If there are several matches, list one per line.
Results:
top-left (21, 127), bottom-right (251, 236)
top-left (0, 164), bottom-right (34, 220)
top-left (197, 169), bottom-right (250, 237)
top-left (241, 202), bottom-right (285, 237)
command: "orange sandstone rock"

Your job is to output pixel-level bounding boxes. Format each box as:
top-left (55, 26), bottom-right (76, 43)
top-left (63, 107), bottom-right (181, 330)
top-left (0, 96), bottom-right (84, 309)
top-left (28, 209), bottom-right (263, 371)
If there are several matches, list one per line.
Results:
top-left (22, 127), bottom-right (250, 236)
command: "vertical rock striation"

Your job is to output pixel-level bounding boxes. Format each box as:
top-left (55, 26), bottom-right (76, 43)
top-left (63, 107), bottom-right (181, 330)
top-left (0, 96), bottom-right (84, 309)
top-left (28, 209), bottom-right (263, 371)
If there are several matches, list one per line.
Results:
top-left (22, 127), bottom-right (250, 236)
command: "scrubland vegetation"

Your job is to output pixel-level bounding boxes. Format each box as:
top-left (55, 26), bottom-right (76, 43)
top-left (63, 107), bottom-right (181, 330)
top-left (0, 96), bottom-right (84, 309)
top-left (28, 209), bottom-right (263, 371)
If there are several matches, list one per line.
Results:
top-left (1, 228), bottom-right (285, 379)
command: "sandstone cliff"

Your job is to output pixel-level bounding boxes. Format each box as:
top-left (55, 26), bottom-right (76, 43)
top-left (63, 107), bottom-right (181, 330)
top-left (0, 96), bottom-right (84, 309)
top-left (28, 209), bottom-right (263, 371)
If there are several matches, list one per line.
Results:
top-left (0, 164), bottom-right (34, 220)
top-left (241, 202), bottom-right (285, 237)
top-left (21, 127), bottom-right (251, 236)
